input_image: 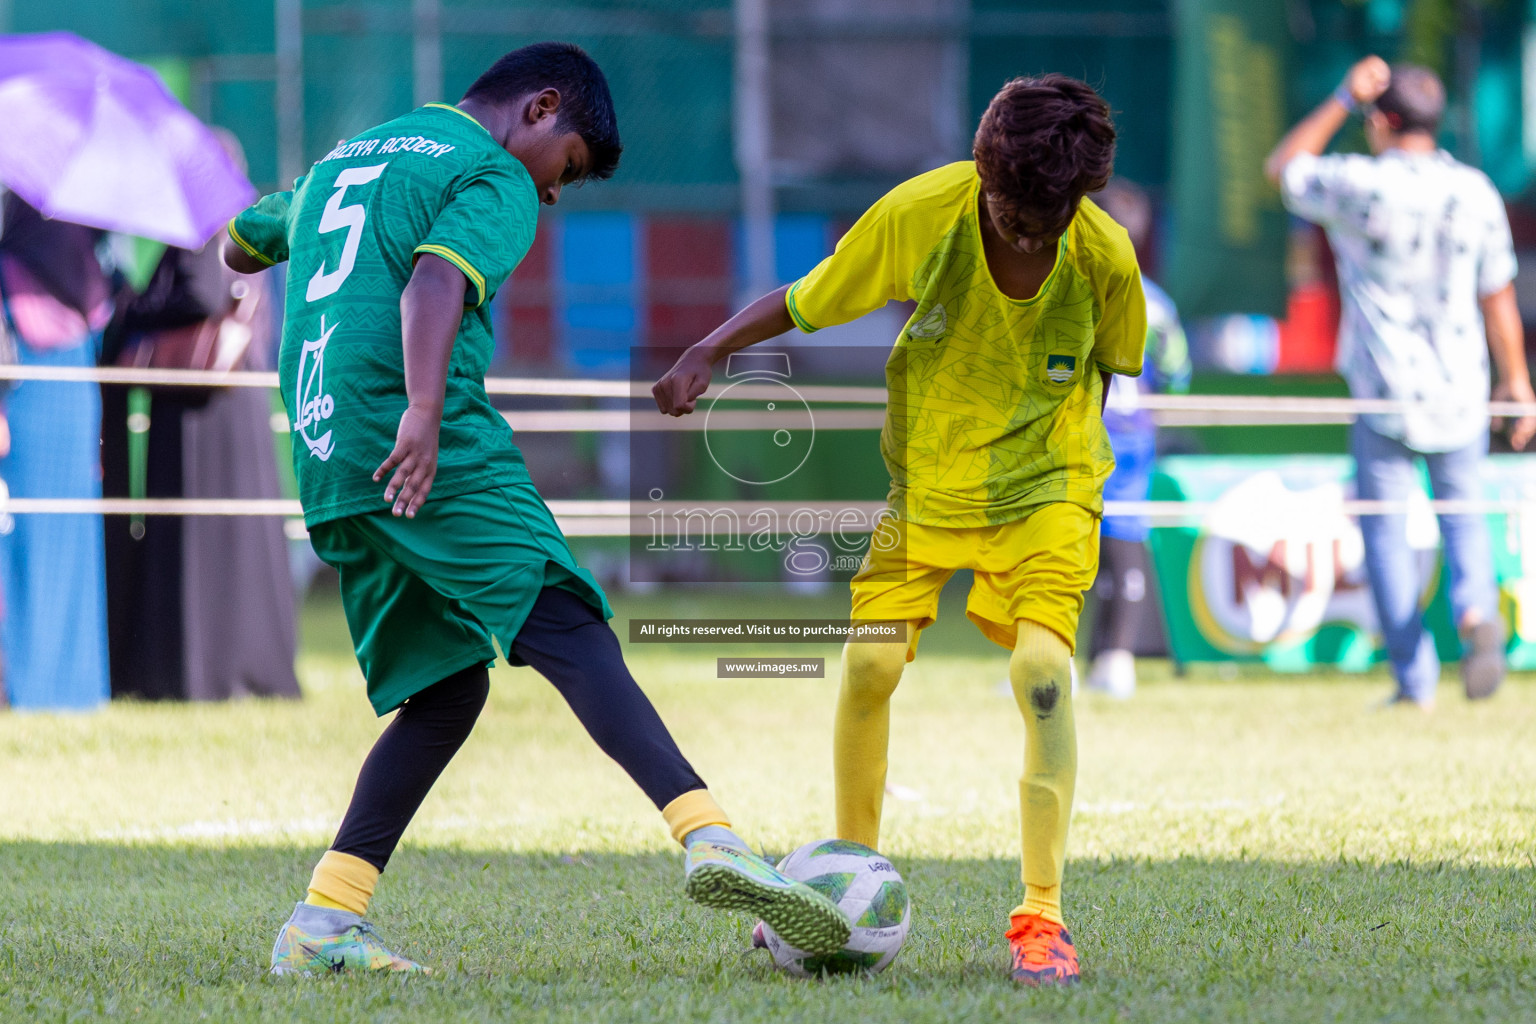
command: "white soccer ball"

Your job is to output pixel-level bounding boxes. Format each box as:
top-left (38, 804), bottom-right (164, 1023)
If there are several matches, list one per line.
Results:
top-left (753, 838), bottom-right (911, 976)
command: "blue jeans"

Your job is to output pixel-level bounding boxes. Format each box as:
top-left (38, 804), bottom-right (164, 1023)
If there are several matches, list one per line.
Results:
top-left (0, 338), bottom-right (109, 709)
top-left (1352, 421), bottom-right (1497, 701)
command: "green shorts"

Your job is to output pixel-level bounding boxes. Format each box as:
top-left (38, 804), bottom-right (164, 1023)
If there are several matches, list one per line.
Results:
top-left (309, 483), bottom-right (612, 715)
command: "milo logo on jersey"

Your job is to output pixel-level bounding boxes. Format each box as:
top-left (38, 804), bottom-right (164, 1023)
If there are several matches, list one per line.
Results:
top-left (906, 303), bottom-right (947, 340)
top-left (295, 314), bottom-right (339, 461)
top-left (1045, 353), bottom-right (1076, 384)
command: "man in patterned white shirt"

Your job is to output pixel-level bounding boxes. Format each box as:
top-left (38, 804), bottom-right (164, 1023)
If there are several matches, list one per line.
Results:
top-left (1266, 56), bottom-right (1536, 708)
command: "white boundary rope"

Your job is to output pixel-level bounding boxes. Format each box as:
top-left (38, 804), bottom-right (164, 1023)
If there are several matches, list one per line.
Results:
top-left (504, 410), bottom-right (886, 431)
top-left (4, 497), bottom-right (1534, 538)
top-left (3, 365), bottom-right (1534, 423)
top-left (0, 365), bottom-right (881, 404)
top-left (4, 366), bottom-right (1533, 531)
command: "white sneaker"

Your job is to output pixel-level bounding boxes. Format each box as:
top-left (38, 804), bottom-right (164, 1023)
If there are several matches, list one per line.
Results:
top-left (1086, 649), bottom-right (1136, 699)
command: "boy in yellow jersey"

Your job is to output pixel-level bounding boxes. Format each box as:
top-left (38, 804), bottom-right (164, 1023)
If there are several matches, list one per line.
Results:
top-left (653, 74), bottom-right (1144, 986)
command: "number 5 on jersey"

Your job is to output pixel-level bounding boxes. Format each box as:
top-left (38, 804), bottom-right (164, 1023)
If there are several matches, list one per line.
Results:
top-left (307, 164), bottom-right (387, 302)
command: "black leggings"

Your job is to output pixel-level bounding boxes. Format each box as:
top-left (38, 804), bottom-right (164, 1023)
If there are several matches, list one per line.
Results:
top-left (1088, 536), bottom-right (1152, 658)
top-left (332, 586), bottom-right (707, 871)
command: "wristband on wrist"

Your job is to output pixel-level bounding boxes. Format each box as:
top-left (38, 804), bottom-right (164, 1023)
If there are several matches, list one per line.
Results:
top-left (1333, 85), bottom-right (1358, 113)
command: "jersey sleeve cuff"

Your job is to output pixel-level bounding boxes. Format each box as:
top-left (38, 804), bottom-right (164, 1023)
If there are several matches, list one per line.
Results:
top-left (1096, 360), bottom-right (1144, 377)
top-left (227, 219), bottom-right (276, 267)
top-left (414, 243), bottom-right (488, 307)
top-left (1477, 272), bottom-right (1518, 300)
top-left (784, 280), bottom-right (820, 333)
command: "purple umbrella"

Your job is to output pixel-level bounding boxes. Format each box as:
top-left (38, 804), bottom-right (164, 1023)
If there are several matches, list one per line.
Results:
top-left (0, 32), bottom-right (256, 249)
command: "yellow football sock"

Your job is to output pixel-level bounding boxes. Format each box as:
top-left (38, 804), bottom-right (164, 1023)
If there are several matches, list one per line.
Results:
top-left (304, 850), bottom-right (380, 917)
top-left (833, 630), bottom-right (913, 848)
top-left (1006, 620), bottom-right (1076, 927)
top-left (662, 789), bottom-right (731, 845)
top-left (1016, 884), bottom-right (1064, 926)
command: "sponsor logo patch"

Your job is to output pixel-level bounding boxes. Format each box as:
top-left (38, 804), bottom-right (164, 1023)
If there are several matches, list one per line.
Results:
top-left (1046, 354), bottom-right (1076, 384)
top-left (295, 314), bottom-right (339, 461)
top-left (907, 303), bottom-right (947, 339)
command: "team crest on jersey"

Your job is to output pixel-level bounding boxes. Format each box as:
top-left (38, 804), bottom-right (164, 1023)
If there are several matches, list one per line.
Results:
top-left (1045, 354), bottom-right (1076, 384)
top-left (295, 314), bottom-right (338, 461)
top-left (907, 303), bottom-right (948, 340)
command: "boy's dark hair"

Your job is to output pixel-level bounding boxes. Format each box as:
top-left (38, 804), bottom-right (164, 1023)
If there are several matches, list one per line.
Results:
top-left (1374, 64), bottom-right (1444, 136)
top-left (463, 42), bottom-right (622, 180)
top-left (973, 74), bottom-right (1116, 238)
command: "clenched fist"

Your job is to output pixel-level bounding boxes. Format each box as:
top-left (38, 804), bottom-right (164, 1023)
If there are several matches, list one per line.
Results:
top-left (1345, 55), bottom-right (1391, 107)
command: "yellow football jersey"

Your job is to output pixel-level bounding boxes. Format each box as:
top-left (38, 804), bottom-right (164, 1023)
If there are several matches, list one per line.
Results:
top-left (785, 161), bottom-right (1146, 527)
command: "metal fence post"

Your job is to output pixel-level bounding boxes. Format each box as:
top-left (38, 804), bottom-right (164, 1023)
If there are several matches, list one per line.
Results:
top-left (275, 0), bottom-right (305, 186)
top-left (734, 0), bottom-right (777, 305)
top-left (413, 0), bottom-right (443, 107)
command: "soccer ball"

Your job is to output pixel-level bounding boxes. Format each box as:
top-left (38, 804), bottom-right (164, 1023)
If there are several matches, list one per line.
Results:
top-left (753, 839), bottom-right (910, 976)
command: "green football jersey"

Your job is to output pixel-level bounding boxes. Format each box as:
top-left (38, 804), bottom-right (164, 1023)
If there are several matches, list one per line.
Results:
top-left (228, 103), bottom-right (538, 526)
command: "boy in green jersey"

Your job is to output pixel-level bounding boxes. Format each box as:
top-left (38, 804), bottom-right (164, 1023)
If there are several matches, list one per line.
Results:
top-left (225, 42), bottom-right (849, 975)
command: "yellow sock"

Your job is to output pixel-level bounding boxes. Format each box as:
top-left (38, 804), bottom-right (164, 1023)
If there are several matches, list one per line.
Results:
top-left (662, 789), bottom-right (731, 845)
top-left (304, 850), bottom-right (380, 916)
top-left (833, 630), bottom-right (912, 848)
top-left (1015, 884), bottom-right (1064, 926)
top-left (1006, 620), bottom-right (1076, 926)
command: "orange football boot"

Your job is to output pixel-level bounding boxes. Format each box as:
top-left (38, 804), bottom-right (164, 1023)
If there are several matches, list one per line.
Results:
top-left (1006, 913), bottom-right (1079, 986)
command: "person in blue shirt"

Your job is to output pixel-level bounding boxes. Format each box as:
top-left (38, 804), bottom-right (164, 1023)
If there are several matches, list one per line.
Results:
top-left (1086, 180), bottom-right (1190, 698)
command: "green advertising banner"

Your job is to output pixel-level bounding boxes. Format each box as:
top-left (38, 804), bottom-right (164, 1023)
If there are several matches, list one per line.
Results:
top-left (1166, 0), bottom-right (1290, 318)
top-left (1148, 455), bottom-right (1536, 671)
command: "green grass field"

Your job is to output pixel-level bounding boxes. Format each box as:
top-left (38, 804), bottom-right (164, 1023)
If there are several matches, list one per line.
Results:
top-left (3, 584), bottom-right (1535, 1022)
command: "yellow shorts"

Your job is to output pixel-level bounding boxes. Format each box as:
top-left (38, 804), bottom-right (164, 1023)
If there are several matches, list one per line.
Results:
top-left (849, 503), bottom-right (1100, 659)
